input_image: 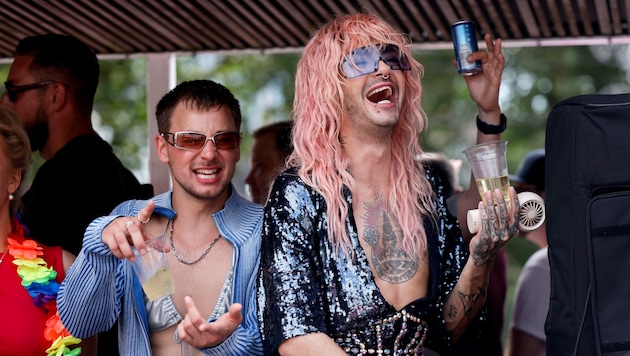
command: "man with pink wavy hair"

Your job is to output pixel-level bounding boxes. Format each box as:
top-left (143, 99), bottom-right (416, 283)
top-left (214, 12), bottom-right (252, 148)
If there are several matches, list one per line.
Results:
top-left (257, 13), bottom-right (518, 355)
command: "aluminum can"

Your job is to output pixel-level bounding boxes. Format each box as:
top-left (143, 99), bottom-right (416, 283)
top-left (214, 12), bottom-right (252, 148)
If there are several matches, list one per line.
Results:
top-left (451, 20), bottom-right (481, 76)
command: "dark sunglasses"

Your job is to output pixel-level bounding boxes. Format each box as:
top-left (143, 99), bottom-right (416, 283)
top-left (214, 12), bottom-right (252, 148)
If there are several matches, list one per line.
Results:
top-left (342, 44), bottom-right (411, 79)
top-left (4, 80), bottom-right (60, 102)
top-left (161, 131), bottom-right (241, 150)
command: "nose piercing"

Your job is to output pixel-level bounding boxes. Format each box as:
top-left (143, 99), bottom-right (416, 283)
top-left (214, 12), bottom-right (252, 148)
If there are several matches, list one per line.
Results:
top-left (382, 74), bottom-right (390, 80)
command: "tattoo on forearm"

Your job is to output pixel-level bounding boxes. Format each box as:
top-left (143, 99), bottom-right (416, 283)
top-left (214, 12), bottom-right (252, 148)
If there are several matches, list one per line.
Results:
top-left (448, 304), bottom-right (458, 319)
top-left (457, 288), bottom-right (482, 316)
top-left (363, 194), bottom-right (418, 284)
top-left (472, 244), bottom-right (497, 266)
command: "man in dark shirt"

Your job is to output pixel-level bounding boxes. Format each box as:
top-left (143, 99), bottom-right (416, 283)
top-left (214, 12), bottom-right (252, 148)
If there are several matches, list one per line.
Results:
top-left (1, 33), bottom-right (152, 356)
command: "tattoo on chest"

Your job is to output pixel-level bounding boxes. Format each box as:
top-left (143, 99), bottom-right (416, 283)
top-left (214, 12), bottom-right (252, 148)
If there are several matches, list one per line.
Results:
top-left (362, 194), bottom-right (418, 284)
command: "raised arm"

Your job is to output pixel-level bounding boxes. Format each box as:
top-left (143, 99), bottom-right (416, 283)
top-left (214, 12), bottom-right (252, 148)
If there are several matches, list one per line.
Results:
top-left (455, 34), bottom-right (506, 241)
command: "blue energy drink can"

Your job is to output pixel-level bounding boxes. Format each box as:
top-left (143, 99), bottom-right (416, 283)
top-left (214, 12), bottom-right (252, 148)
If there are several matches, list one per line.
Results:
top-left (451, 20), bottom-right (481, 76)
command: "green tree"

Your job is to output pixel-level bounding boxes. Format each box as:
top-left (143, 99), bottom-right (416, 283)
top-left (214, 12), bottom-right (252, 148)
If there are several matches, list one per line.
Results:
top-left (3, 44), bottom-right (629, 191)
top-left (94, 59), bottom-right (148, 181)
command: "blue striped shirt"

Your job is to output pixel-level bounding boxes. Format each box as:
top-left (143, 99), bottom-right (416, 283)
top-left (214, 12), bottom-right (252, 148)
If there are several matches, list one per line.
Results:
top-left (57, 187), bottom-right (264, 355)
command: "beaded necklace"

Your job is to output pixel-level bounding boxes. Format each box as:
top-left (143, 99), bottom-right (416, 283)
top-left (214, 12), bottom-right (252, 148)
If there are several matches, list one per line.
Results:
top-left (7, 217), bottom-right (82, 356)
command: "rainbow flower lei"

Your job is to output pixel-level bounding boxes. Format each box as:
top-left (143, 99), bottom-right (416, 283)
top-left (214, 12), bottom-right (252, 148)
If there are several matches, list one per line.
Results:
top-left (7, 218), bottom-right (82, 356)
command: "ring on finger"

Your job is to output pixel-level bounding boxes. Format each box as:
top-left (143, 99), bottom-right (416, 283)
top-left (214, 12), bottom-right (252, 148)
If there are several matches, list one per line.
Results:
top-left (137, 213), bottom-right (150, 224)
top-left (125, 220), bottom-right (135, 231)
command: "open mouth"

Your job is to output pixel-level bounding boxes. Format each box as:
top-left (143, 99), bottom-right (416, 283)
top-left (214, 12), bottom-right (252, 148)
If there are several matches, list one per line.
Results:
top-left (195, 168), bottom-right (219, 179)
top-left (367, 85), bottom-right (393, 104)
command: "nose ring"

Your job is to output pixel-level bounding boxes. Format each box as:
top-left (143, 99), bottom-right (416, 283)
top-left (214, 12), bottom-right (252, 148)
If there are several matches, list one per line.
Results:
top-left (382, 74), bottom-right (390, 80)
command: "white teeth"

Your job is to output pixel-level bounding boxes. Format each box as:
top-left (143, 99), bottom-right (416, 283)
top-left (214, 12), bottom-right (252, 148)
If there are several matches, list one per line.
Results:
top-left (367, 86), bottom-right (392, 98)
top-left (196, 169), bottom-right (218, 179)
top-left (377, 99), bottom-right (392, 104)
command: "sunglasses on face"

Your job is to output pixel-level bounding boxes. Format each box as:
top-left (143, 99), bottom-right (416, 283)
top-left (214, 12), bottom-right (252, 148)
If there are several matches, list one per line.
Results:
top-left (161, 131), bottom-right (241, 150)
top-left (4, 80), bottom-right (60, 103)
top-left (342, 44), bottom-right (411, 79)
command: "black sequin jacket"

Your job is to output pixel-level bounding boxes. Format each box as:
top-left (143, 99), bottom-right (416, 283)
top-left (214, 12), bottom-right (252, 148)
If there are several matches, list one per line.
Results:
top-left (257, 167), bottom-right (473, 355)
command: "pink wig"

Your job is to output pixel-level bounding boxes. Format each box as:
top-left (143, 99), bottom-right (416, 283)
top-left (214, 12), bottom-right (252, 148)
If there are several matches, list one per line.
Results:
top-left (288, 13), bottom-right (435, 256)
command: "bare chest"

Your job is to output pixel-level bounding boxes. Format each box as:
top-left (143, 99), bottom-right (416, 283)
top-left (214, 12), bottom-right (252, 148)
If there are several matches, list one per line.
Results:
top-left (166, 239), bottom-right (233, 318)
top-left (353, 195), bottom-right (429, 309)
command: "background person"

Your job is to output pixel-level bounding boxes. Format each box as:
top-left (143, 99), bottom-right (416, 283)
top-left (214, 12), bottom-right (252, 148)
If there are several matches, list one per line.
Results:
top-left (0, 34), bottom-right (153, 354)
top-left (0, 107), bottom-right (95, 355)
top-left (0, 33), bottom-right (153, 256)
top-left (420, 152), bottom-right (463, 200)
top-left (507, 149), bottom-right (548, 356)
top-left (257, 13), bottom-right (518, 355)
top-left (245, 120), bottom-right (293, 204)
top-left (57, 80), bottom-right (263, 355)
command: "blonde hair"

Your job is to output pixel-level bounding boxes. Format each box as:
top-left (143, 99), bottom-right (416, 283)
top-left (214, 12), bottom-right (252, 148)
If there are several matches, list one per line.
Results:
top-left (0, 107), bottom-right (31, 217)
top-left (288, 13), bottom-right (435, 256)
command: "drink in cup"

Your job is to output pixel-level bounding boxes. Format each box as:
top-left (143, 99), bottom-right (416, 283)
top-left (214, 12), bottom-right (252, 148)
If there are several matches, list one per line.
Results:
top-left (463, 140), bottom-right (510, 205)
top-left (131, 223), bottom-right (175, 301)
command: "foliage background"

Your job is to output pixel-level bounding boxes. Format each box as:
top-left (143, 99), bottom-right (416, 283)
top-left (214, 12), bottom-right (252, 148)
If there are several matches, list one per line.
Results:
top-left (2, 43), bottom-right (630, 348)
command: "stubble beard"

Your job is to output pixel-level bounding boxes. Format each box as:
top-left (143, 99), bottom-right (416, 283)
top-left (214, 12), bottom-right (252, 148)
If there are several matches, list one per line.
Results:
top-left (25, 108), bottom-right (49, 152)
top-left (173, 171), bottom-right (232, 203)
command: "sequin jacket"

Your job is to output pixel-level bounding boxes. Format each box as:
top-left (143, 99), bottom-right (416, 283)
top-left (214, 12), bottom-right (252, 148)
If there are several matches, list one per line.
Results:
top-left (58, 186), bottom-right (264, 355)
top-left (258, 168), bottom-right (471, 355)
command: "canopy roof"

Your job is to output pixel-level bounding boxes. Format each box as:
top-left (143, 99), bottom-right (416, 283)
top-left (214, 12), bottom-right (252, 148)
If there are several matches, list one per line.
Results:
top-left (0, 0), bottom-right (628, 61)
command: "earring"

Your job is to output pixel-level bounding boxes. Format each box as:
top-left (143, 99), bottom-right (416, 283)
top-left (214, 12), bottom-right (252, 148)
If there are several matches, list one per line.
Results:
top-left (8, 193), bottom-right (13, 201)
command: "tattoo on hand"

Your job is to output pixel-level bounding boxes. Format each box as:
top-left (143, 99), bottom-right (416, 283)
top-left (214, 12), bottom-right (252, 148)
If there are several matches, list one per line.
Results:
top-left (473, 192), bottom-right (514, 266)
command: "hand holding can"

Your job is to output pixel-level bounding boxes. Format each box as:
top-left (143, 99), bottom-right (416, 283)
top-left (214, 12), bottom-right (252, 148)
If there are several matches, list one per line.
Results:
top-left (451, 20), bottom-right (482, 76)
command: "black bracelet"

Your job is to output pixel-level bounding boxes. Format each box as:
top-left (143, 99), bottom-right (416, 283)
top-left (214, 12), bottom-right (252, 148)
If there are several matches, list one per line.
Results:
top-left (476, 114), bottom-right (507, 134)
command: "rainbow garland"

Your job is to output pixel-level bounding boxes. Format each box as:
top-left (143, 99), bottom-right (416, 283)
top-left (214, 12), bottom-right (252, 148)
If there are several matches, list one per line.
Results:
top-left (7, 218), bottom-right (82, 356)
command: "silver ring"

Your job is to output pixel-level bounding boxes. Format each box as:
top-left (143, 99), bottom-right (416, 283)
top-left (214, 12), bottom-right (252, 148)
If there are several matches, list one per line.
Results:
top-left (125, 220), bottom-right (135, 230)
top-left (382, 73), bottom-right (390, 80)
top-left (137, 213), bottom-right (150, 224)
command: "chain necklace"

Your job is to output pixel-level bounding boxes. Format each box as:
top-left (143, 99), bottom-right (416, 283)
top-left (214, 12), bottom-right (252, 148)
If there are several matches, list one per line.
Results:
top-left (169, 219), bottom-right (221, 266)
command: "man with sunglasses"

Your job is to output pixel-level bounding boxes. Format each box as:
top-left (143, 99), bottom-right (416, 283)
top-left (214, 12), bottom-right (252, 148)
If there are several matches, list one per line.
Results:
top-left (58, 80), bottom-right (264, 355)
top-left (257, 13), bottom-right (518, 355)
top-left (0, 34), bottom-right (152, 355)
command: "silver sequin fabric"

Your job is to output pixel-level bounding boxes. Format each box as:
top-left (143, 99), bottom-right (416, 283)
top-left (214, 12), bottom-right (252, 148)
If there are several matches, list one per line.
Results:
top-left (257, 167), bottom-right (477, 355)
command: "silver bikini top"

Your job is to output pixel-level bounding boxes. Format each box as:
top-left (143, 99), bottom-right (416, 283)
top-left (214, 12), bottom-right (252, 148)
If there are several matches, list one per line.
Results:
top-left (146, 263), bottom-right (235, 332)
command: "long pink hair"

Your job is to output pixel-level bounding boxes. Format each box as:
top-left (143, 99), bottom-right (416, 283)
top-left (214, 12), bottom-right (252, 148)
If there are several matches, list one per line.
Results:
top-left (288, 13), bottom-right (435, 256)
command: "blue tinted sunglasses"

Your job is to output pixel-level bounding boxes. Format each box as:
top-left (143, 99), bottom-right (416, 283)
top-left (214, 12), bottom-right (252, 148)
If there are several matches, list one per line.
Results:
top-left (342, 44), bottom-right (411, 79)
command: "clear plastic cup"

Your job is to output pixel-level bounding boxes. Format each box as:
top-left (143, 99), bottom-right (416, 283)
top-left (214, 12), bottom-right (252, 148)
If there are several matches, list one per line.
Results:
top-left (463, 140), bottom-right (510, 205)
top-left (131, 230), bottom-right (175, 301)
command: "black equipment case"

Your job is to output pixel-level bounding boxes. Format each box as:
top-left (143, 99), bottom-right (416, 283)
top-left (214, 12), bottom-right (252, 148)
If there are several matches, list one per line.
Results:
top-left (546, 93), bottom-right (630, 356)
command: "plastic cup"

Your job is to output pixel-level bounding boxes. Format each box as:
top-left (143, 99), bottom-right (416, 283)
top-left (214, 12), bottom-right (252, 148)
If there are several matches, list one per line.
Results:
top-left (463, 140), bottom-right (510, 204)
top-left (131, 231), bottom-right (175, 301)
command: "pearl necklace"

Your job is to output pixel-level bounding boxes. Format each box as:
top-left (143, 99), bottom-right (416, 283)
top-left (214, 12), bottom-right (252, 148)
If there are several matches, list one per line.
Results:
top-left (169, 219), bottom-right (221, 265)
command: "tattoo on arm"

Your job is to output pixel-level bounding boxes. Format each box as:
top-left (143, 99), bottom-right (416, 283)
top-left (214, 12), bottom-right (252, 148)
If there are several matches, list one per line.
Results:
top-left (457, 287), bottom-right (483, 316)
top-left (472, 246), bottom-right (496, 266)
top-left (448, 304), bottom-right (458, 319)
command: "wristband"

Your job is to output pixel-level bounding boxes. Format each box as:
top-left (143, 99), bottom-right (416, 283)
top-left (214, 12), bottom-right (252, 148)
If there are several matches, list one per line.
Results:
top-left (476, 114), bottom-right (507, 135)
